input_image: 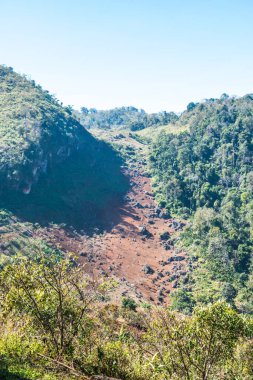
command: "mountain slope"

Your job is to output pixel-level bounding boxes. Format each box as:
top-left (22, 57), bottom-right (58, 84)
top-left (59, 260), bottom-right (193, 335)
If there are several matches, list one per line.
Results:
top-left (149, 95), bottom-right (253, 313)
top-left (0, 66), bottom-right (128, 230)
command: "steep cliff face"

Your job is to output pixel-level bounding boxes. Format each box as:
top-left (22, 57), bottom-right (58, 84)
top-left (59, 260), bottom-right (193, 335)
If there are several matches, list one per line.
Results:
top-left (0, 65), bottom-right (92, 194)
top-left (0, 66), bottom-right (128, 229)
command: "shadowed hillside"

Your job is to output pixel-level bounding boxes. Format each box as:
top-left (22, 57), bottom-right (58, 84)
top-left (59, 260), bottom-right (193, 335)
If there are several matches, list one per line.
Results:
top-left (0, 66), bottom-right (128, 231)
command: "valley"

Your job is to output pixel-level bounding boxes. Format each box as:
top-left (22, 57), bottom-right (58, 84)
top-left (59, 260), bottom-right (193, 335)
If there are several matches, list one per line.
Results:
top-left (1, 65), bottom-right (253, 379)
top-left (34, 131), bottom-right (187, 305)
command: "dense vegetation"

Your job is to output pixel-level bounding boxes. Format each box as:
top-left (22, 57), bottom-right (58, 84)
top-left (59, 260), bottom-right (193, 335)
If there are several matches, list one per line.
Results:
top-left (0, 249), bottom-right (252, 380)
top-left (0, 66), bottom-right (128, 230)
top-left (150, 95), bottom-right (253, 313)
top-left (0, 65), bottom-right (91, 194)
top-left (75, 106), bottom-right (178, 131)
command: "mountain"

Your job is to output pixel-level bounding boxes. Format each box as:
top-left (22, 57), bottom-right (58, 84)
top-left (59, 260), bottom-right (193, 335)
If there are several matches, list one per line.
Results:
top-left (0, 68), bottom-right (253, 379)
top-left (0, 65), bottom-right (128, 229)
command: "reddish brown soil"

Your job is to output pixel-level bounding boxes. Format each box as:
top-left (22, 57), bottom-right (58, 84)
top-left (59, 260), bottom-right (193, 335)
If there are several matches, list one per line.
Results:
top-left (38, 154), bottom-right (186, 305)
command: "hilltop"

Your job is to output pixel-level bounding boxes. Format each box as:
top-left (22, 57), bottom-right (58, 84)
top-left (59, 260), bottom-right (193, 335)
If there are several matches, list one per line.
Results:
top-left (75, 106), bottom-right (178, 131)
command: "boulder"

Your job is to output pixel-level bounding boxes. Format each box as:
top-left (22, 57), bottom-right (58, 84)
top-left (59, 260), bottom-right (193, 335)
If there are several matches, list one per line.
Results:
top-left (143, 264), bottom-right (155, 275)
top-left (139, 225), bottom-right (152, 238)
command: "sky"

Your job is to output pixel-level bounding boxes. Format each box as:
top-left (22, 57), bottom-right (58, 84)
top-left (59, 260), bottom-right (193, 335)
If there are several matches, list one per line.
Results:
top-left (1, 0), bottom-right (253, 112)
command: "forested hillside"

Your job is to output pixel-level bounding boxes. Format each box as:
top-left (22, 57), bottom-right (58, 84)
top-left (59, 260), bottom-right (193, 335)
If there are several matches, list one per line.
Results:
top-left (0, 65), bottom-right (127, 229)
top-left (75, 106), bottom-right (178, 131)
top-left (150, 95), bottom-right (253, 313)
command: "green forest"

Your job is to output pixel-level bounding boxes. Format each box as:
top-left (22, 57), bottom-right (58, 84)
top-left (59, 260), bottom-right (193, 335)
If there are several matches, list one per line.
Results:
top-left (150, 95), bottom-right (253, 314)
top-left (75, 106), bottom-right (178, 131)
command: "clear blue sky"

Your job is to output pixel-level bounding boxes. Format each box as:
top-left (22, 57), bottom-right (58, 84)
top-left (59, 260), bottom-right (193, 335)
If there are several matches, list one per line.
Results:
top-left (1, 0), bottom-right (253, 112)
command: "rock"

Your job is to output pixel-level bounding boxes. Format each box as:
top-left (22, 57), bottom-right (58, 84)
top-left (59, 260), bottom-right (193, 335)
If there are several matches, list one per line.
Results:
top-left (170, 219), bottom-right (185, 231)
top-left (115, 133), bottom-right (124, 139)
top-left (160, 231), bottom-right (170, 241)
top-left (167, 255), bottom-right (185, 263)
top-left (133, 202), bottom-right (144, 209)
top-left (155, 207), bottom-right (162, 215)
top-left (143, 264), bottom-right (155, 275)
top-left (172, 281), bottom-right (179, 288)
top-left (162, 241), bottom-right (172, 250)
top-left (158, 210), bottom-right (170, 219)
top-left (169, 274), bottom-right (179, 282)
top-left (139, 225), bottom-right (152, 238)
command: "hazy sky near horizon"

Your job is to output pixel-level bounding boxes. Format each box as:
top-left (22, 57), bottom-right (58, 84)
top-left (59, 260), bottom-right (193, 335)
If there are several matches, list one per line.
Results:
top-left (1, 0), bottom-right (253, 112)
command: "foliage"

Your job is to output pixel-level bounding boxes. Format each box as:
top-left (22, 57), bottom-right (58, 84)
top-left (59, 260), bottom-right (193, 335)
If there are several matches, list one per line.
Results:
top-left (150, 95), bottom-right (253, 312)
top-left (0, 65), bottom-right (91, 193)
top-left (121, 297), bottom-right (138, 311)
top-left (0, 252), bottom-right (252, 379)
top-left (0, 65), bottom-right (128, 230)
top-left (142, 302), bottom-right (250, 380)
top-left (75, 106), bottom-right (178, 131)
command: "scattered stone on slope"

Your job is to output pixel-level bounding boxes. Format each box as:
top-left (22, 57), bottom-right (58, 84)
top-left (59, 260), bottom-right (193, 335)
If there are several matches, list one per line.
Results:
top-left (143, 264), bottom-right (155, 275)
top-left (139, 225), bottom-right (152, 238)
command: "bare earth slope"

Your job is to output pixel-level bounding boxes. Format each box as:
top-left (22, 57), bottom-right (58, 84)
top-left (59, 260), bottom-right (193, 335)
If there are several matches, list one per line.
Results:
top-left (35, 131), bottom-right (187, 305)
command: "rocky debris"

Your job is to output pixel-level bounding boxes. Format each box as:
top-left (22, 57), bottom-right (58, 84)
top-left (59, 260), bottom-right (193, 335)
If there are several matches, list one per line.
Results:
top-left (143, 264), bottom-right (155, 275)
top-left (165, 243), bottom-right (173, 251)
top-left (169, 274), bottom-right (179, 282)
top-left (139, 225), bottom-right (152, 238)
top-left (158, 210), bottom-right (170, 219)
top-left (158, 289), bottom-right (164, 303)
top-left (133, 202), bottom-right (144, 209)
top-left (168, 219), bottom-right (185, 231)
top-left (160, 231), bottom-right (170, 241)
top-left (147, 212), bottom-right (157, 218)
top-left (154, 207), bottom-right (161, 215)
top-left (167, 255), bottom-right (185, 263)
top-left (178, 270), bottom-right (187, 276)
top-left (172, 280), bottom-right (179, 288)
top-left (115, 134), bottom-right (124, 139)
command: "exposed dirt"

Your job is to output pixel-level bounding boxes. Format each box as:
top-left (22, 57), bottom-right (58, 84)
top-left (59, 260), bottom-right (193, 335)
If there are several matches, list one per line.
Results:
top-left (35, 132), bottom-right (187, 305)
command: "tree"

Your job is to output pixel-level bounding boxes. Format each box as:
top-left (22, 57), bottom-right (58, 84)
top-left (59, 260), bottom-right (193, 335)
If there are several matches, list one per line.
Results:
top-left (143, 302), bottom-right (247, 380)
top-left (0, 254), bottom-right (97, 361)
